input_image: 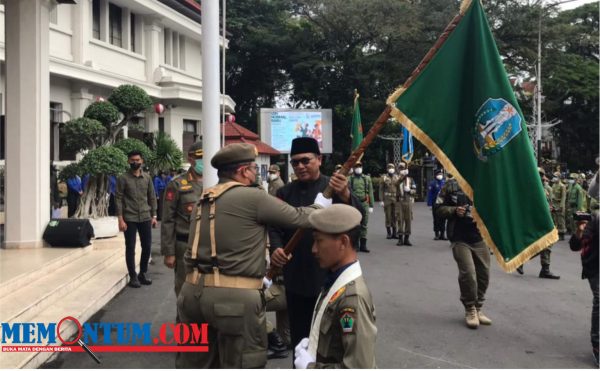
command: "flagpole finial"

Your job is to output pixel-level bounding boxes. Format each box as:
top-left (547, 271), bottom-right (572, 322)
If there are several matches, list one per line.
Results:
top-left (354, 89), bottom-right (359, 100)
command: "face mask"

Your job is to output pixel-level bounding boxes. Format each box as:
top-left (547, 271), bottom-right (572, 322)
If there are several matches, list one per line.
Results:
top-left (354, 168), bottom-right (363, 175)
top-left (194, 160), bottom-right (204, 175)
top-left (551, 177), bottom-right (558, 183)
top-left (388, 169), bottom-right (395, 175)
top-left (436, 175), bottom-right (443, 180)
top-left (129, 162), bottom-right (141, 170)
top-left (400, 169), bottom-right (409, 176)
top-left (568, 179), bottom-right (575, 185)
top-left (268, 173), bottom-right (278, 181)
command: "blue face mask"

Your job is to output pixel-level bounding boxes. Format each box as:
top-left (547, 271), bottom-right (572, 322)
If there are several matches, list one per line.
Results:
top-left (194, 159), bottom-right (204, 175)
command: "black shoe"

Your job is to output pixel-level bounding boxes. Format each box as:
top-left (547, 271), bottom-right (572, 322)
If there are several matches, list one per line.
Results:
top-left (516, 265), bottom-right (524, 275)
top-left (539, 269), bottom-right (560, 279)
top-left (128, 276), bottom-right (141, 288)
top-left (439, 232), bottom-right (447, 240)
top-left (434, 231), bottom-right (440, 240)
top-left (138, 272), bottom-right (153, 285)
top-left (386, 227), bottom-right (393, 239)
top-left (267, 348), bottom-right (289, 359)
top-left (396, 236), bottom-right (404, 246)
top-left (268, 331), bottom-right (287, 352)
top-left (359, 238), bottom-right (370, 253)
top-left (593, 347), bottom-right (599, 366)
top-left (558, 233), bottom-right (565, 241)
top-left (392, 228), bottom-right (398, 239)
top-left (404, 236), bottom-right (412, 246)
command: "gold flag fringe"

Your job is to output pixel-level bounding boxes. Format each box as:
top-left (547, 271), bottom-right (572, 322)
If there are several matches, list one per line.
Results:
top-left (460, 0), bottom-right (473, 15)
top-left (388, 98), bottom-right (558, 272)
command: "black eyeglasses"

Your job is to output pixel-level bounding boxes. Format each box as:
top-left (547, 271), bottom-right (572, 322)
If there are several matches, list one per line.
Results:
top-left (290, 157), bottom-right (314, 167)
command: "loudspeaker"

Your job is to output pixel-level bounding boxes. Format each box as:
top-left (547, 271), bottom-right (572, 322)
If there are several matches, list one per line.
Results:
top-left (43, 219), bottom-right (95, 247)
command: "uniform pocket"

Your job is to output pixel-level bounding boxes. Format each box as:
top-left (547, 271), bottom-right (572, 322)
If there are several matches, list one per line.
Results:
top-left (214, 303), bottom-right (245, 336)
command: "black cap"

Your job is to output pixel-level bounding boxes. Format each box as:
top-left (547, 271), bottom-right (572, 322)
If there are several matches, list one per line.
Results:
top-left (290, 137), bottom-right (320, 156)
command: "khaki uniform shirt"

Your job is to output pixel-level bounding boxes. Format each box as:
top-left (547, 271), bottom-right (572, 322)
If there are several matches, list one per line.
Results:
top-left (379, 174), bottom-right (399, 204)
top-left (160, 170), bottom-right (203, 256)
top-left (309, 275), bottom-right (377, 369)
top-left (185, 178), bottom-right (319, 278)
top-left (268, 177), bottom-right (285, 196)
top-left (397, 176), bottom-right (417, 202)
top-left (551, 182), bottom-right (567, 212)
top-left (116, 170), bottom-right (157, 222)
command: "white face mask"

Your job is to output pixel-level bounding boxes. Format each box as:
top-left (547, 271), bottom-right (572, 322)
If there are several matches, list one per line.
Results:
top-left (568, 179), bottom-right (575, 184)
top-left (436, 175), bottom-right (443, 180)
top-left (268, 173), bottom-right (278, 181)
top-left (354, 168), bottom-right (363, 175)
top-left (388, 169), bottom-right (395, 174)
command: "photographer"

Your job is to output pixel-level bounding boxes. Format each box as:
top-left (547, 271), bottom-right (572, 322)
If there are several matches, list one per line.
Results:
top-left (436, 177), bottom-right (491, 329)
top-left (569, 171), bottom-right (599, 366)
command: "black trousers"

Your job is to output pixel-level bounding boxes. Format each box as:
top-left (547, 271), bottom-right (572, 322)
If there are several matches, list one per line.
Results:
top-left (285, 291), bottom-right (318, 366)
top-left (589, 274), bottom-right (599, 349)
top-left (67, 191), bottom-right (80, 217)
top-left (432, 204), bottom-right (446, 233)
top-left (124, 220), bottom-right (152, 277)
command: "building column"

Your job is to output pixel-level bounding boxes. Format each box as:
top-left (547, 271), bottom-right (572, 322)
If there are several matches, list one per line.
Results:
top-left (71, 0), bottom-right (91, 65)
top-left (70, 85), bottom-right (94, 119)
top-left (144, 17), bottom-right (161, 84)
top-left (4, 0), bottom-right (52, 248)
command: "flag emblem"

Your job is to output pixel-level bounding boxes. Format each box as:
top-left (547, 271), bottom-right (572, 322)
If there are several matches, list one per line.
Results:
top-left (473, 98), bottom-right (522, 161)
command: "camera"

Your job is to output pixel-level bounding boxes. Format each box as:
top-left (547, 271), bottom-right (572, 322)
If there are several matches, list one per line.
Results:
top-left (573, 211), bottom-right (592, 222)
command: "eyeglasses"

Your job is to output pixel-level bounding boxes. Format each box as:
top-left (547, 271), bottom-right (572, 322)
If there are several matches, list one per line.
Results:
top-left (290, 157), bottom-right (314, 167)
top-left (246, 164), bottom-right (259, 172)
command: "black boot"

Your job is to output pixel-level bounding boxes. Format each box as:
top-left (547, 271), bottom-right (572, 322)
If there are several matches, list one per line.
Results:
top-left (128, 274), bottom-right (141, 288)
top-left (558, 232), bottom-right (565, 241)
top-left (516, 265), bottom-right (524, 275)
top-left (138, 272), bottom-right (153, 285)
top-left (359, 238), bottom-right (370, 253)
top-left (396, 234), bottom-right (404, 246)
top-left (434, 231), bottom-right (440, 240)
top-left (267, 331), bottom-right (289, 359)
top-left (404, 235), bottom-right (412, 246)
top-left (392, 227), bottom-right (398, 239)
top-left (539, 265), bottom-right (560, 279)
top-left (386, 227), bottom-right (393, 239)
top-left (439, 231), bottom-right (447, 240)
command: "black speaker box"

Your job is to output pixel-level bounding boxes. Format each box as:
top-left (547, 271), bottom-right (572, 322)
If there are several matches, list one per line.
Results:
top-left (43, 219), bottom-right (95, 247)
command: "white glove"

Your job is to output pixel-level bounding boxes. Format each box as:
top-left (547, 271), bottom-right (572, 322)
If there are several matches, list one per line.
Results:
top-left (379, 201), bottom-right (384, 207)
top-left (369, 207), bottom-right (373, 214)
top-left (313, 192), bottom-right (333, 208)
top-left (294, 340), bottom-right (315, 369)
top-left (262, 276), bottom-right (273, 290)
top-left (295, 338), bottom-right (309, 353)
top-left (404, 186), bottom-right (411, 192)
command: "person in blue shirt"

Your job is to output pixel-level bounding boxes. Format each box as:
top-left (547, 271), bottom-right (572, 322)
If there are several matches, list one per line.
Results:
top-left (66, 175), bottom-right (83, 217)
top-left (427, 169), bottom-right (447, 240)
top-left (108, 175), bottom-right (117, 216)
top-left (153, 172), bottom-right (168, 221)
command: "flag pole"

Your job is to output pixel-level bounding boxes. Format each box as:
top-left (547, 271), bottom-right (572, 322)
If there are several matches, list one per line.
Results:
top-left (266, 2), bottom-right (471, 280)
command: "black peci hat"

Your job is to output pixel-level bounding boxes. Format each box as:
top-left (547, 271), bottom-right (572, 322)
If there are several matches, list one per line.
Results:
top-left (290, 137), bottom-right (320, 156)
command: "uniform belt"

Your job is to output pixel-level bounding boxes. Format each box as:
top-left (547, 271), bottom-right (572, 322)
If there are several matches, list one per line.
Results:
top-left (185, 270), bottom-right (262, 289)
top-left (384, 193), bottom-right (396, 196)
top-left (176, 234), bottom-right (189, 242)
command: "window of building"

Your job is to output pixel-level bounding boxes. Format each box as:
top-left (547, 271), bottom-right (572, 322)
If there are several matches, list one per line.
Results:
top-left (182, 119), bottom-right (198, 152)
top-left (158, 117), bottom-right (165, 133)
top-left (109, 3), bottom-right (122, 47)
top-left (130, 13), bottom-right (136, 52)
top-left (92, 0), bottom-right (100, 40)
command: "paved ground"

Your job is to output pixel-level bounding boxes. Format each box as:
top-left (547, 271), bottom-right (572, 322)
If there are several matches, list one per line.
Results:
top-left (44, 202), bottom-right (596, 368)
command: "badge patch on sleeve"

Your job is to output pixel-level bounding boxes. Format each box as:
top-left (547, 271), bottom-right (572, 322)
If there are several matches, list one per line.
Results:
top-left (328, 287), bottom-right (346, 304)
top-left (340, 312), bottom-right (355, 334)
top-left (165, 189), bottom-right (175, 201)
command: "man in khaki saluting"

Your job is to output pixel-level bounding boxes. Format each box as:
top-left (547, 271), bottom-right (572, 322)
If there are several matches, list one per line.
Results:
top-left (176, 143), bottom-right (330, 369)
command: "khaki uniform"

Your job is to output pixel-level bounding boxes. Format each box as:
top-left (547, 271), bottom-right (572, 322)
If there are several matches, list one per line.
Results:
top-left (379, 174), bottom-right (399, 229)
top-left (551, 181), bottom-right (567, 235)
top-left (309, 275), bottom-right (377, 368)
top-left (567, 182), bottom-right (586, 233)
top-left (540, 183), bottom-right (554, 266)
top-left (268, 176), bottom-right (285, 196)
top-left (177, 180), bottom-right (317, 369)
top-left (396, 176), bottom-right (416, 237)
top-left (160, 170), bottom-right (203, 296)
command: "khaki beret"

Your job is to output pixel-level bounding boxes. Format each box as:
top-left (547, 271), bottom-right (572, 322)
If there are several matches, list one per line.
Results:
top-left (211, 143), bottom-right (257, 169)
top-left (353, 161), bottom-right (362, 167)
top-left (268, 164), bottom-right (280, 172)
top-left (387, 163), bottom-right (395, 169)
top-left (308, 204), bottom-right (362, 234)
top-left (398, 162), bottom-right (407, 169)
top-left (187, 141), bottom-right (203, 158)
top-left (538, 167), bottom-right (545, 175)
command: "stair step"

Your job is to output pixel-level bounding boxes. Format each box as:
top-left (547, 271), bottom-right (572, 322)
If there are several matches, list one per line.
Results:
top-left (0, 247), bottom-right (124, 325)
top-left (0, 246), bottom-right (93, 298)
top-left (0, 254), bottom-right (134, 369)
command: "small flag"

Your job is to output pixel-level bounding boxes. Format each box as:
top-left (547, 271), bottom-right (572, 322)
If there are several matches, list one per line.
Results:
top-left (401, 126), bottom-right (414, 163)
top-left (386, 0), bottom-right (557, 272)
top-left (351, 90), bottom-right (364, 151)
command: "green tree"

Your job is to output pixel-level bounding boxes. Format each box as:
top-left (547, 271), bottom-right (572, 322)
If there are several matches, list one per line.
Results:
top-left (149, 132), bottom-right (183, 173)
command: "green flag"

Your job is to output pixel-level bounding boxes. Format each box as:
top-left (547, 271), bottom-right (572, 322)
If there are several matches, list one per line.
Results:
top-left (351, 91), bottom-right (363, 151)
top-left (387, 0), bottom-right (557, 272)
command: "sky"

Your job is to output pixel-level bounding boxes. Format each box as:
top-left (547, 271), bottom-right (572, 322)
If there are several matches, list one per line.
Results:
top-left (559, 0), bottom-right (598, 9)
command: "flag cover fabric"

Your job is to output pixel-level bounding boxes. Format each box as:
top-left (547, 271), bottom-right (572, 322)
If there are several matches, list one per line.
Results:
top-left (387, 0), bottom-right (557, 271)
top-left (401, 126), bottom-right (414, 163)
top-left (351, 92), bottom-right (364, 151)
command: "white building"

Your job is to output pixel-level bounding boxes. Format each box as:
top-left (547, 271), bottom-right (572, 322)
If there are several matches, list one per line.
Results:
top-left (0, 0), bottom-right (235, 247)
